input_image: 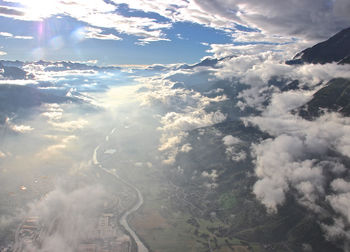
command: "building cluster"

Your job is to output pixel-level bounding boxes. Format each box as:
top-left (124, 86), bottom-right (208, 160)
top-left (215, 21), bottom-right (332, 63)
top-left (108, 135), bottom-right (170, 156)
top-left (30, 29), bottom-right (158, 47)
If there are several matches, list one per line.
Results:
top-left (15, 216), bottom-right (41, 251)
top-left (78, 213), bottom-right (131, 252)
top-left (12, 213), bottom-right (131, 252)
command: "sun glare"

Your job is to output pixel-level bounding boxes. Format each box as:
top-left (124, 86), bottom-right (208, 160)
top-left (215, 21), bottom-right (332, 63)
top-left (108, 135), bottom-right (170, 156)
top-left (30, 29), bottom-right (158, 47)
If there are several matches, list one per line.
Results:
top-left (19, 0), bottom-right (61, 20)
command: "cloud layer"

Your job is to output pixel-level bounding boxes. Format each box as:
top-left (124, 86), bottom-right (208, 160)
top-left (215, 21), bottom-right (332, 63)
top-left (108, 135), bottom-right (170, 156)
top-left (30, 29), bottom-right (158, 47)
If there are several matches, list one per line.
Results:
top-left (138, 74), bottom-right (227, 164)
top-left (1, 0), bottom-right (349, 47)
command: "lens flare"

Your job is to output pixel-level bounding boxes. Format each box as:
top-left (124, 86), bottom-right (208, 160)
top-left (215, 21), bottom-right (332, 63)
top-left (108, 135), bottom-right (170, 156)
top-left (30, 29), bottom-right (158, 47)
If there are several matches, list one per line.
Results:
top-left (32, 47), bottom-right (45, 60)
top-left (50, 36), bottom-right (64, 50)
top-left (71, 27), bottom-right (87, 43)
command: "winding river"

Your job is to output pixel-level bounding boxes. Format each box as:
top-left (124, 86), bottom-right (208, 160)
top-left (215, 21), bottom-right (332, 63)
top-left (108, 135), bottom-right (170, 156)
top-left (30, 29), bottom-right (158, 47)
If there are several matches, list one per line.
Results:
top-left (93, 134), bottom-right (148, 252)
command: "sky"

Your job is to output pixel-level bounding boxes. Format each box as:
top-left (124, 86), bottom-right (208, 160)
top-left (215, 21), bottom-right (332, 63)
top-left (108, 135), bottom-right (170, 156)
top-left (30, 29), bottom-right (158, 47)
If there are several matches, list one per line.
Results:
top-left (0, 0), bottom-right (349, 65)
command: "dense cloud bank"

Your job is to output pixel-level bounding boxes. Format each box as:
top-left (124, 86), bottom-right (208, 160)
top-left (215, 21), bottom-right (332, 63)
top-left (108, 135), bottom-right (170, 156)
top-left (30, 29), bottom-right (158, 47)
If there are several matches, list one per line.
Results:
top-left (137, 75), bottom-right (228, 164)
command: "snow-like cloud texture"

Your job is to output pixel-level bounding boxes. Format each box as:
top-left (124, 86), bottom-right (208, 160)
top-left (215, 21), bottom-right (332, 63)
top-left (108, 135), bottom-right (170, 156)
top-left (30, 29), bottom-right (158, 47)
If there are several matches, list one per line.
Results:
top-left (247, 109), bottom-right (350, 243)
top-left (209, 48), bottom-right (350, 111)
top-left (138, 74), bottom-right (227, 164)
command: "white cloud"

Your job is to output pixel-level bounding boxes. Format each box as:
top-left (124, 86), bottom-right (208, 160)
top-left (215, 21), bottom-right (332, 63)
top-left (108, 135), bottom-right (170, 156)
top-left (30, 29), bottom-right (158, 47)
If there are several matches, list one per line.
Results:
top-left (225, 51), bottom-right (350, 239)
top-left (225, 146), bottom-right (246, 162)
top-left (248, 113), bottom-right (350, 160)
top-left (222, 135), bottom-right (246, 162)
top-left (0, 32), bottom-right (14, 37)
top-left (2, 0), bottom-right (348, 48)
top-left (252, 134), bottom-right (325, 212)
top-left (0, 0), bottom-right (171, 43)
top-left (180, 143), bottom-right (192, 153)
top-left (201, 169), bottom-right (218, 181)
top-left (14, 35), bottom-right (33, 39)
top-left (157, 109), bottom-right (227, 164)
top-left (83, 27), bottom-right (122, 41)
top-left (36, 135), bottom-right (78, 159)
top-left (232, 30), bottom-right (294, 44)
top-left (159, 110), bottom-right (227, 133)
top-left (49, 119), bottom-right (88, 131)
top-left (11, 124), bottom-right (34, 133)
top-left (112, 0), bottom-right (350, 45)
top-left (331, 179), bottom-right (350, 194)
top-left (262, 90), bottom-right (314, 117)
top-left (322, 218), bottom-right (350, 241)
top-left (21, 184), bottom-right (106, 252)
top-left (138, 74), bottom-right (227, 164)
top-left (217, 51), bottom-right (348, 232)
top-left (222, 135), bottom-right (241, 146)
top-left (245, 90), bottom-right (350, 243)
top-left (0, 31), bottom-right (33, 39)
top-left (40, 103), bottom-right (88, 133)
top-left (41, 104), bottom-right (63, 121)
top-left (208, 47), bottom-right (350, 111)
top-left (327, 192), bottom-right (350, 224)
top-left (195, 0), bottom-right (350, 40)
top-left (4, 118), bottom-right (34, 133)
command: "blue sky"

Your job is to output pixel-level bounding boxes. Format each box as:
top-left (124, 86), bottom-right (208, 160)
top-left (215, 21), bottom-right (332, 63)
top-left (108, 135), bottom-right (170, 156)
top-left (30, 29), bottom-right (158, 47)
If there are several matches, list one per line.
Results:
top-left (0, 14), bottom-right (232, 65)
top-left (0, 0), bottom-right (349, 65)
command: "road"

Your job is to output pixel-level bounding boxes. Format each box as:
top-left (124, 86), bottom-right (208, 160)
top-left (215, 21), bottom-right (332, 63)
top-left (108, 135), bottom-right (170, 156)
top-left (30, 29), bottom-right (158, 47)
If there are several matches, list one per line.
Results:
top-left (93, 133), bottom-right (149, 252)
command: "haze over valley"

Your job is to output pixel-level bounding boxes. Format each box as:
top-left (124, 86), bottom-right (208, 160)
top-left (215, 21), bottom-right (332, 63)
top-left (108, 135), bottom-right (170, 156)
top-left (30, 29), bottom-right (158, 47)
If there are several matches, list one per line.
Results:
top-left (0, 1), bottom-right (350, 252)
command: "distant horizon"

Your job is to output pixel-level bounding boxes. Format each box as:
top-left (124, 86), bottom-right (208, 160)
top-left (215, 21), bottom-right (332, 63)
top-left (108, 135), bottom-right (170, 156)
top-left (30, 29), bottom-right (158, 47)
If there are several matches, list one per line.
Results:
top-left (0, 57), bottom-right (208, 67)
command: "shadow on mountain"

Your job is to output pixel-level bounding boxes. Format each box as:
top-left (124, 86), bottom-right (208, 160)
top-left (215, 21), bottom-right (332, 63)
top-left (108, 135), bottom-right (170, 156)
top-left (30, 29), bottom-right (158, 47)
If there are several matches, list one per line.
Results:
top-left (286, 27), bottom-right (350, 65)
top-left (299, 78), bottom-right (350, 119)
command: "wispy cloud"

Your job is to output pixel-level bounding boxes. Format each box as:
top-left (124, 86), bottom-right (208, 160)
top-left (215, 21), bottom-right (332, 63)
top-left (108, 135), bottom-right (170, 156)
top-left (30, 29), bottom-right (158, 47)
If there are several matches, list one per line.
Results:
top-left (4, 117), bottom-right (34, 133)
top-left (138, 74), bottom-right (227, 164)
top-left (0, 0), bottom-right (171, 44)
top-left (0, 31), bottom-right (33, 39)
top-left (21, 184), bottom-right (106, 252)
top-left (83, 27), bottom-right (122, 41)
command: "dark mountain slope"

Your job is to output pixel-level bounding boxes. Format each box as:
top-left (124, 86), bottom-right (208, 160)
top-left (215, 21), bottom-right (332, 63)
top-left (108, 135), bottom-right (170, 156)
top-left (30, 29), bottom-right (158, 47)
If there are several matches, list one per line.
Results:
top-left (287, 27), bottom-right (350, 64)
top-left (0, 84), bottom-right (77, 120)
top-left (0, 64), bottom-right (33, 80)
top-left (299, 78), bottom-right (350, 118)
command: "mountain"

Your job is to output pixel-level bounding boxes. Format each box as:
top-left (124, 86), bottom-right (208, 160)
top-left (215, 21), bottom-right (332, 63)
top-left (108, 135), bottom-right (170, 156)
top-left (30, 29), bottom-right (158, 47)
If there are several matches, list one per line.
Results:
top-left (179, 56), bottom-right (234, 70)
top-left (299, 78), bottom-right (350, 118)
top-left (0, 60), bottom-right (121, 73)
top-left (286, 27), bottom-right (350, 65)
top-left (37, 60), bottom-right (101, 71)
top-left (339, 55), bottom-right (350, 64)
top-left (168, 119), bottom-right (342, 252)
top-left (0, 60), bottom-right (24, 68)
top-left (0, 64), bottom-right (34, 80)
top-left (0, 84), bottom-right (79, 122)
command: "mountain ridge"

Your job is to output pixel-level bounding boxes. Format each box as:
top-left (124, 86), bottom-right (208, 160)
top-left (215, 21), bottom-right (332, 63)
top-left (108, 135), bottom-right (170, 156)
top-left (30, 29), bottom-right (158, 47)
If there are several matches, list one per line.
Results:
top-left (286, 27), bottom-right (350, 65)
